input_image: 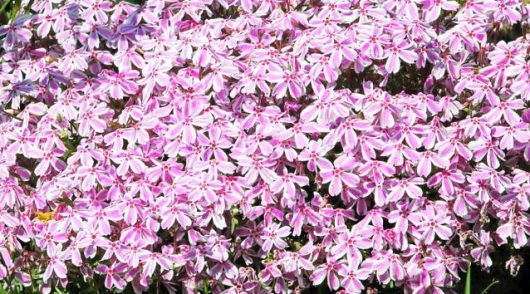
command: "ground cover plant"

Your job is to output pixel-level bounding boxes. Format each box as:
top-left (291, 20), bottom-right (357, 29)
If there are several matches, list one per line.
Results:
top-left (0, 0), bottom-right (529, 293)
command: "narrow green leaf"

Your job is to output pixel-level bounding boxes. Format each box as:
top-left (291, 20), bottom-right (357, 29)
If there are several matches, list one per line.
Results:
top-left (481, 279), bottom-right (500, 294)
top-left (0, 1), bottom-right (10, 16)
top-left (464, 263), bottom-right (472, 294)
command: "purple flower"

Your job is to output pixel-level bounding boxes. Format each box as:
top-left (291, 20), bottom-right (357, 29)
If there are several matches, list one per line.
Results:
top-left (0, 15), bottom-right (32, 50)
top-left (0, 0), bottom-right (529, 292)
top-left (261, 223), bottom-right (291, 252)
top-left (414, 205), bottom-right (453, 244)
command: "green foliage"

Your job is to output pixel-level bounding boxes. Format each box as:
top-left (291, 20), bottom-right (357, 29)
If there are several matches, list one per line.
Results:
top-left (0, 0), bottom-right (21, 24)
top-left (59, 123), bottom-right (82, 161)
top-left (481, 279), bottom-right (500, 294)
top-left (465, 263), bottom-right (472, 294)
top-left (0, 1), bottom-right (10, 16)
top-left (198, 279), bottom-right (211, 294)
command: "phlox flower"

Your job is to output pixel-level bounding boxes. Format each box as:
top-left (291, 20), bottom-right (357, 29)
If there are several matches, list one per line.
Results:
top-left (0, 0), bottom-right (529, 292)
top-left (95, 263), bottom-right (127, 290)
top-left (0, 15), bottom-right (32, 50)
top-left (319, 155), bottom-right (360, 196)
top-left (43, 246), bottom-right (67, 282)
top-left (414, 205), bottom-right (453, 244)
top-left (261, 223), bottom-right (291, 252)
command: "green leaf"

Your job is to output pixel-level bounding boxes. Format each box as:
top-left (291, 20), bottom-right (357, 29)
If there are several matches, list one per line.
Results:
top-left (292, 241), bottom-right (302, 251)
top-left (0, 1), bottom-right (10, 16)
top-left (230, 207), bottom-right (239, 234)
top-left (58, 129), bottom-right (69, 139)
top-left (230, 216), bottom-right (238, 234)
top-left (80, 287), bottom-right (100, 294)
top-left (464, 263), bottom-right (472, 294)
top-left (481, 279), bottom-right (500, 294)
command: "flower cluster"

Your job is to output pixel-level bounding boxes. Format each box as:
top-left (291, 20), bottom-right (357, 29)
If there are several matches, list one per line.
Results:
top-left (0, 0), bottom-right (529, 293)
